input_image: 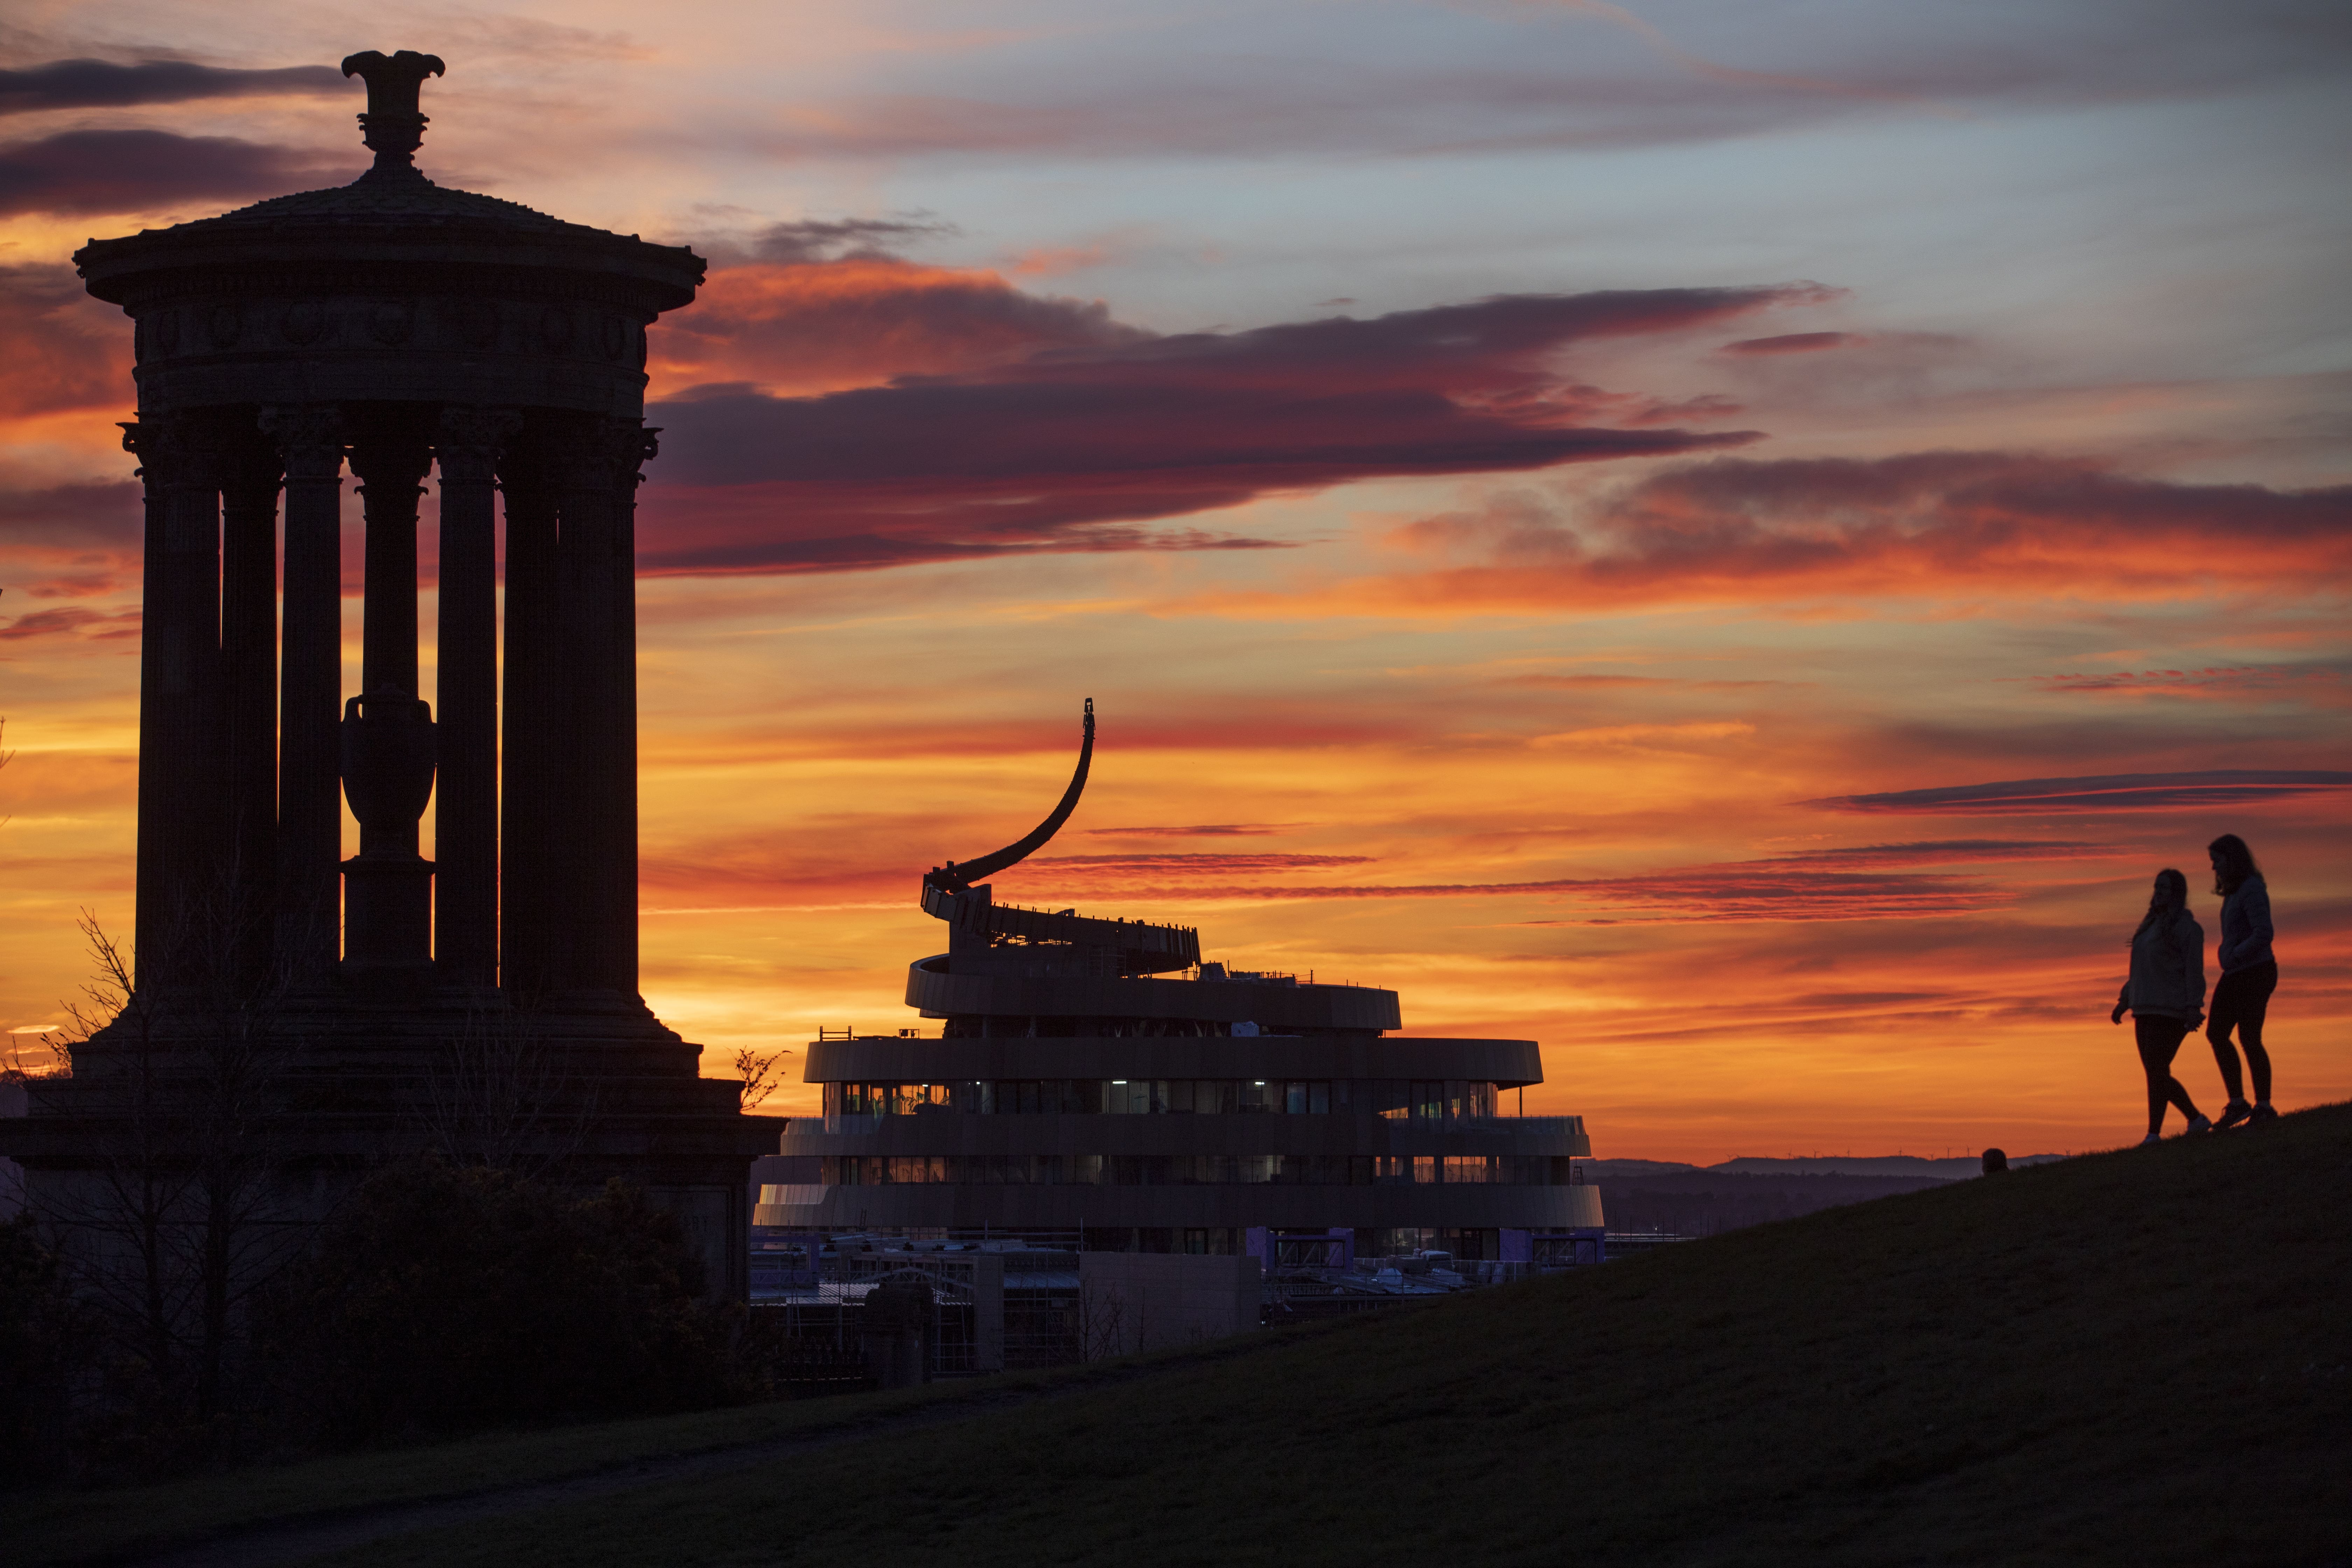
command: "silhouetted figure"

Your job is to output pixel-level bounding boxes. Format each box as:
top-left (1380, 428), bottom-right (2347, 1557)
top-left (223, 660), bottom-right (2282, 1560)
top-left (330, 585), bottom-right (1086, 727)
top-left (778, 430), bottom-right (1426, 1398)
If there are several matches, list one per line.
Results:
top-left (2204, 834), bottom-right (2278, 1130)
top-left (1981, 1148), bottom-right (2008, 1175)
top-left (2112, 868), bottom-right (2210, 1144)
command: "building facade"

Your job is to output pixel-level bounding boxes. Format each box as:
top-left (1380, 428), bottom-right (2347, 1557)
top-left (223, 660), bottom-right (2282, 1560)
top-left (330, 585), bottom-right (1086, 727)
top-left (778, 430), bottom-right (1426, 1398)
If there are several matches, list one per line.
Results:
top-left (757, 702), bottom-right (1604, 1271)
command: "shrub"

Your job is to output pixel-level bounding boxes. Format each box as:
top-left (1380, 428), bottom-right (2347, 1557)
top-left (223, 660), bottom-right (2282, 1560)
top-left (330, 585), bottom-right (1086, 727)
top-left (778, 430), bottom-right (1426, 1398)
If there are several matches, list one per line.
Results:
top-left (0, 1212), bottom-right (95, 1488)
top-left (263, 1157), bottom-right (757, 1444)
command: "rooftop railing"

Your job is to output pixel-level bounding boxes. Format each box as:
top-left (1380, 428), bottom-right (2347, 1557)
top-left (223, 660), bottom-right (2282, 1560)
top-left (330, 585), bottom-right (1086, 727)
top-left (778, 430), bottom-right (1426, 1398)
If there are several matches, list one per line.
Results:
top-left (793, 1110), bottom-right (1590, 1137)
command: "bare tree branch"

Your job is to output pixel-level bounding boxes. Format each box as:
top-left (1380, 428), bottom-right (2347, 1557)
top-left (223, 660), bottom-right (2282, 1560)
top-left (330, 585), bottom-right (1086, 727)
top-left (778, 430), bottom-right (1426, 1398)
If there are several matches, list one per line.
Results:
top-left (733, 1046), bottom-right (792, 1114)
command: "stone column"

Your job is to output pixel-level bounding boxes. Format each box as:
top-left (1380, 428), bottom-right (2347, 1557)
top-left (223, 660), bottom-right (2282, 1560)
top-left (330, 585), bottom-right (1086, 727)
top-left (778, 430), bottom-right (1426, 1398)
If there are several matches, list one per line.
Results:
top-left (552, 417), bottom-right (654, 998)
top-left (342, 418), bottom-right (438, 981)
top-left (260, 405), bottom-right (346, 981)
top-left (218, 429), bottom-right (284, 988)
top-left (433, 407), bottom-right (519, 989)
top-left (122, 415), bottom-right (224, 988)
top-left (351, 421), bottom-right (433, 706)
top-left (497, 426), bottom-right (564, 997)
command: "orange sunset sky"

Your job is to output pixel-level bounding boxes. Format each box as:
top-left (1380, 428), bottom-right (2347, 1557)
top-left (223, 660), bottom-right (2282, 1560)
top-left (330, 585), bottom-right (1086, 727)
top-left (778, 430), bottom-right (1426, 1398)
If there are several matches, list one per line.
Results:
top-left (1, 1), bottom-right (2345, 1161)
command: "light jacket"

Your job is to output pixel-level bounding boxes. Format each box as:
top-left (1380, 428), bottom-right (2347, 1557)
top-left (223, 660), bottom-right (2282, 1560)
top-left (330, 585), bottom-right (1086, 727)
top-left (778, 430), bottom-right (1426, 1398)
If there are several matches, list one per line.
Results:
top-left (2118, 907), bottom-right (2205, 1023)
top-left (2216, 876), bottom-right (2275, 974)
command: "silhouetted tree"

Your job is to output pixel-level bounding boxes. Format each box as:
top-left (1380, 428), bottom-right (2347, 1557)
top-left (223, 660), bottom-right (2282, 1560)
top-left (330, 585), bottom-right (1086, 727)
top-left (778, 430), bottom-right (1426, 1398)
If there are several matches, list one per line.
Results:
top-left (0, 1211), bottom-right (95, 1488)
top-left (261, 1155), bottom-right (761, 1444)
top-left (35, 904), bottom-right (311, 1461)
top-left (421, 1002), bottom-right (601, 1177)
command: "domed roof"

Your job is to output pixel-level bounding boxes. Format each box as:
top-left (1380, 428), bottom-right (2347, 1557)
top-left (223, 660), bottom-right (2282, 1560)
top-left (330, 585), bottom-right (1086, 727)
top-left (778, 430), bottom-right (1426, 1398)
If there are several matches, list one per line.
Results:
top-left (75, 49), bottom-right (702, 310)
top-left (187, 168), bottom-right (565, 231)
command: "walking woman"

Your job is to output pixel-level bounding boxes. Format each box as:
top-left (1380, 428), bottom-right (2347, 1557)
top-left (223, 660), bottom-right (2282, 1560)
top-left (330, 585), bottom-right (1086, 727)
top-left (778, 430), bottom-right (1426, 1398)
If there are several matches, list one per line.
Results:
top-left (2111, 868), bottom-right (2211, 1144)
top-left (2206, 833), bottom-right (2278, 1129)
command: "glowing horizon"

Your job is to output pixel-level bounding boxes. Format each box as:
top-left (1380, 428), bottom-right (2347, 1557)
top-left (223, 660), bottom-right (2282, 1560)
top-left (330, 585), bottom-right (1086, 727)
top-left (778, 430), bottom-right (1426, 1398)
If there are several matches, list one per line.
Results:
top-left (1, 2), bottom-right (2345, 1163)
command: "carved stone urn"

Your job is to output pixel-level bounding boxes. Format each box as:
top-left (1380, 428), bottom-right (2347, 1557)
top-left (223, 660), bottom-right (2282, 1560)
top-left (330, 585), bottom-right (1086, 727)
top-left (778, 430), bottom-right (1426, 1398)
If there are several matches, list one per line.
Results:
top-left (340, 688), bottom-right (438, 982)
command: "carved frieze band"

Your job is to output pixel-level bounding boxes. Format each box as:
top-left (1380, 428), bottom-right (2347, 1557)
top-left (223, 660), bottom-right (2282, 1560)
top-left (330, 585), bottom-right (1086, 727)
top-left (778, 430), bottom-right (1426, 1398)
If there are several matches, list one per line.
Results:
top-left (134, 297), bottom-right (649, 368)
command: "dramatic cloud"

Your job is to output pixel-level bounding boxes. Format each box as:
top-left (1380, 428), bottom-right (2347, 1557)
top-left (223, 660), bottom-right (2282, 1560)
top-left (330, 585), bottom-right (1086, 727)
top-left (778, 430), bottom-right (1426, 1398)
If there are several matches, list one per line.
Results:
top-left (1000, 863), bottom-right (2008, 921)
top-left (0, 482), bottom-right (144, 599)
top-left (640, 286), bottom-right (1802, 576)
top-left (0, 266), bottom-right (132, 419)
top-left (1246, 450), bottom-right (2352, 615)
top-left (1721, 331), bottom-right (1860, 355)
top-left (1815, 771), bottom-right (2352, 814)
top-left (732, 3), bottom-right (2344, 164)
top-left (0, 128), bottom-right (353, 217)
top-left (995, 838), bottom-right (2118, 919)
top-left (741, 217), bottom-right (957, 264)
top-left (0, 604), bottom-right (140, 642)
top-left (1763, 839), bottom-right (2112, 867)
top-left (1032, 853), bottom-right (1374, 872)
top-left (1084, 825), bottom-right (1289, 838)
top-left (2025, 665), bottom-right (2349, 704)
top-left (650, 256), bottom-right (1142, 397)
top-left (629, 827), bottom-right (2108, 923)
top-left (0, 58), bottom-right (345, 116)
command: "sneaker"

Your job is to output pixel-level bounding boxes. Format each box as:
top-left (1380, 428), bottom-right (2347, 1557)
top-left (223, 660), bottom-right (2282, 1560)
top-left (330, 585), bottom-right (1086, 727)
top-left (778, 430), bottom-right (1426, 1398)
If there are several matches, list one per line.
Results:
top-left (2182, 1115), bottom-right (2213, 1135)
top-left (2248, 1102), bottom-right (2278, 1127)
top-left (2215, 1099), bottom-right (2255, 1131)
top-left (2139, 1133), bottom-right (2162, 1146)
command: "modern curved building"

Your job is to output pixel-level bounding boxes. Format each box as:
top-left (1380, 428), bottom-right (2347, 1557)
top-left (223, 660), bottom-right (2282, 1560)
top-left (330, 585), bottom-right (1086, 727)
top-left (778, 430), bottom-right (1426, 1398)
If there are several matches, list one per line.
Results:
top-left (759, 703), bottom-right (1603, 1270)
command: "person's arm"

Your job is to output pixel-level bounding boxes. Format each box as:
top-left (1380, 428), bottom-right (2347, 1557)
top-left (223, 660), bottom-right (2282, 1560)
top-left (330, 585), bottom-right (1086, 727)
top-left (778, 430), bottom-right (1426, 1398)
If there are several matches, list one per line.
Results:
top-left (2113, 976), bottom-right (2130, 1024)
top-left (2246, 880), bottom-right (2274, 959)
top-left (2181, 914), bottom-right (2206, 1026)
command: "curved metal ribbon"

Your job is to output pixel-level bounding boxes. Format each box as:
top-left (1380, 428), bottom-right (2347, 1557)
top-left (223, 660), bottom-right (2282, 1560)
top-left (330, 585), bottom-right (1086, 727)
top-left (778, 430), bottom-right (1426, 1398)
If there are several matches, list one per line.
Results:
top-left (925, 698), bottom-right (1093, 893)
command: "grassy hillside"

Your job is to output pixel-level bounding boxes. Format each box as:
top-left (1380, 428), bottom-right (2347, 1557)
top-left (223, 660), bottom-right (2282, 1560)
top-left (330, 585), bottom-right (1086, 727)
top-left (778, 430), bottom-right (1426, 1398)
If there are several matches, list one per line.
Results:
top-left (315, 1103), bottom-right (2351, 1568)
top-left (1599, 1169), bottom-right (1951, 1235)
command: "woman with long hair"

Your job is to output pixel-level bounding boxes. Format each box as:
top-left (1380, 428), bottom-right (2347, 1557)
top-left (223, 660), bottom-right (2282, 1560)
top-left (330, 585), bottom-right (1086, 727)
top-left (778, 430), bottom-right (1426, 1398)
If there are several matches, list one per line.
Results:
top-left (2111, 868), bottom-right (2211, 1144)
top-left (2205, 833), bottom-right (2277, 1128)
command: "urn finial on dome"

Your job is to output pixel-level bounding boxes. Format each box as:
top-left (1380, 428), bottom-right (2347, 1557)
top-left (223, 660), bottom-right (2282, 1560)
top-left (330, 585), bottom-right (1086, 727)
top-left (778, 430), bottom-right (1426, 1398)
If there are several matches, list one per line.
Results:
top-left (340, 49), bottom-right (447, 182)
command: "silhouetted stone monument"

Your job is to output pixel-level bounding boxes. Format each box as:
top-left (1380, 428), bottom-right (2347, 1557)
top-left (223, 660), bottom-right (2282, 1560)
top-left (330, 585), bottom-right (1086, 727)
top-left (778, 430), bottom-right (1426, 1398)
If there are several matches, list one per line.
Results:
top-left (6, 50), bottom-right (769, 1294)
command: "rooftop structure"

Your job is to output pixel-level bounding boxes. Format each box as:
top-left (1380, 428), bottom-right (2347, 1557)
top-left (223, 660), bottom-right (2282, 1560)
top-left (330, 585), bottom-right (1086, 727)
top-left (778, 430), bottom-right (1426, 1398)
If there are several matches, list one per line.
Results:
top-left (757, 703), bottom-right (1604, 1279)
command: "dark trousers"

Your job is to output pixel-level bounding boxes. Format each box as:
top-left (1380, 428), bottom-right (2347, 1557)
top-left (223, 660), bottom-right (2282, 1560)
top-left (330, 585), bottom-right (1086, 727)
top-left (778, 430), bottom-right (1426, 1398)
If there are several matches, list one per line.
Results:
top-left (2207, 960), bottom-right (2277, 1103)
top-left (2135, 1015), bottom-right (2200, 1136)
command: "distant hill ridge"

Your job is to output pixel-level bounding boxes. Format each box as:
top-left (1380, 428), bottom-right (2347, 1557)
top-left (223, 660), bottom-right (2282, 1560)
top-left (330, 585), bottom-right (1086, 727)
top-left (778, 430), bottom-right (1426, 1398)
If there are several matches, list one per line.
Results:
top-left (1586, 1152), bottom-right (2067, 1180)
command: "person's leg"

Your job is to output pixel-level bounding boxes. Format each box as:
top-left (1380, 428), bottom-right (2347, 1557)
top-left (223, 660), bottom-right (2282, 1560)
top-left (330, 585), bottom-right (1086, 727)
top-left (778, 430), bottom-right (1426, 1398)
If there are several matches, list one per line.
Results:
top-left (2156, 1018), bottom-right (2200, 1124)
top-left (2239, 962), bottom-right (2277, 1106)
top-left (2137, 1017), bottom-right (2199, 1137)
top-left (2206, 971), bottom-right (2248, 1101)
top-left (2136, 1020), bottom-right (2168, 1139)
top-left (2163, 1074), bottom-right (2200, 1121)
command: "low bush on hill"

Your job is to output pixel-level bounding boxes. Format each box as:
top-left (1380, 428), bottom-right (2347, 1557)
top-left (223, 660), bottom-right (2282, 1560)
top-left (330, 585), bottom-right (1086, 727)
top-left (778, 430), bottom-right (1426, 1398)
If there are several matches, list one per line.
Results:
top-left (0, 1213), bottom-right (96, 1486)
top-left (0, 1156), bottom-right (784, 1485)
top-left (261, 1157), bottom-right (778, 1446)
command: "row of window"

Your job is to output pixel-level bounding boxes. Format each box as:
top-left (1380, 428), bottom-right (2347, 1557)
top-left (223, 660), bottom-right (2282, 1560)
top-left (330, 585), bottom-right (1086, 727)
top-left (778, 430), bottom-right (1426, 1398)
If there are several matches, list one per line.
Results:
top-left (827, 1154), bottom-right (1574, 1186)
top-left (828, 1079), bottom-right (1505, 1119)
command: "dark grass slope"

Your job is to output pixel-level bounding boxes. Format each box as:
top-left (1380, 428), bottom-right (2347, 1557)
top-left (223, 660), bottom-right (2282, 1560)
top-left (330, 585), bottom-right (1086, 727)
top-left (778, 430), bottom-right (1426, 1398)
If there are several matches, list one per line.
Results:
top-left (322, 1103), bottom-right (2352, 1568)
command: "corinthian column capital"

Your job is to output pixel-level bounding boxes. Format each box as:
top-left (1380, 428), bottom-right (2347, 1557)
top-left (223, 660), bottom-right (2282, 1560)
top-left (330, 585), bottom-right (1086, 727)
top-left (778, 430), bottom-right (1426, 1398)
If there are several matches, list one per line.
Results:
top-left (121, 415), bottom-right (226, 490)
top-left (260, 404), bottom-right (349, 483)
top-left (541, 416), bottom-right (659, 492)
top-left (434, 405), bottom-right (522, 487)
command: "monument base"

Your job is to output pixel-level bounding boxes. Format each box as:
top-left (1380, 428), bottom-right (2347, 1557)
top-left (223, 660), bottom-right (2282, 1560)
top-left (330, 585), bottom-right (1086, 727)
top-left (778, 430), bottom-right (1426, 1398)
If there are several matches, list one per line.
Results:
top-left (6, 985), bottom-right (776, 1299)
